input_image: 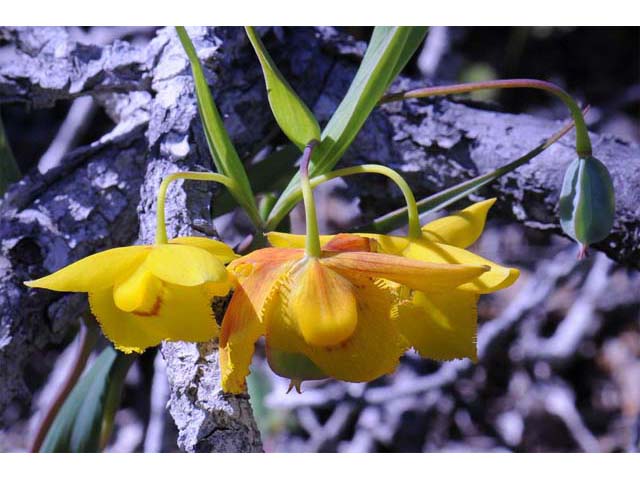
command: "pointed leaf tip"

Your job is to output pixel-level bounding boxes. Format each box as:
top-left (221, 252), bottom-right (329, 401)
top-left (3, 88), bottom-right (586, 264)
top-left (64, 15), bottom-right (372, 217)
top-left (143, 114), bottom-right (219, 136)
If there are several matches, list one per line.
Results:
top-left (245, 27), bottom-right (320, 151)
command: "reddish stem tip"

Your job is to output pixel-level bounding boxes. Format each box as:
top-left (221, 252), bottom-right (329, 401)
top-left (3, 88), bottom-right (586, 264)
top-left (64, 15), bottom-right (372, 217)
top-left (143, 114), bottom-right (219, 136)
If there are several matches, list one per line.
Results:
top-left (300, 140), bottom-right (319, 179)
top-left (578, 244), bottom-right (589, 260)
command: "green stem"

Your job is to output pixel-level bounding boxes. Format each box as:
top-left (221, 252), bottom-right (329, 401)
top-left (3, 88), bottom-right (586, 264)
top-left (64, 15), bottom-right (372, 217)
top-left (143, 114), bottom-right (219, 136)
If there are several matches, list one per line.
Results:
top-left (300, 141), bottom-right (321, 258)
top-left (381, 79), bottom-right (592, 157)
top-left (156, 171), bottom-right (252, 244)
top-left (310, 164), bottom-right (421, 239)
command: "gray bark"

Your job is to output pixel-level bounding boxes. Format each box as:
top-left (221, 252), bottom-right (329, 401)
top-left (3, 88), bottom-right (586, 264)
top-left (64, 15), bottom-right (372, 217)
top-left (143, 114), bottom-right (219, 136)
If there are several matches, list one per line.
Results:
top-left (0, 27), bottom-right (157, 107)
top-left (0, 26), bottom-right (638, 451)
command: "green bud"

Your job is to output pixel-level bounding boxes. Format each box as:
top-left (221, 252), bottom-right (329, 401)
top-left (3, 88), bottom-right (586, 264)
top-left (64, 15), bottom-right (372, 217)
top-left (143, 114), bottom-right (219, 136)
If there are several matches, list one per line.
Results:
top-left (559, 155), bottom-right (615, 248)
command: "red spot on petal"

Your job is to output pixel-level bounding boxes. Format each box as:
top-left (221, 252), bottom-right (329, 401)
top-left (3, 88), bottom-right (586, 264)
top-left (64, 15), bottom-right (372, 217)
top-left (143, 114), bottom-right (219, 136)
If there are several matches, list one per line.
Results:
top-left (132, 295), bottom-right (163, 317)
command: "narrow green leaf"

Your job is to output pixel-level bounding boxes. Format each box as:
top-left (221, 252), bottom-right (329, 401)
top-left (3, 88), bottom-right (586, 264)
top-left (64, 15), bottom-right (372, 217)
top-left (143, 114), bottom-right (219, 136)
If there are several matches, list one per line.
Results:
top-left (388, 27), bottom-right (430, 82)
top-left (559, 155), bottom-right (615, 246)
top-left (0, 110), bottom-right (21, 196)
top-left (267, 27), bottom-right (428, 229)
top-left (68, 348), bottom-right (118, 452)
top-left (40, 346), bottom-right (134, 453)
top-left (245, 27), bottom-right (320, 151)
top-left (175, 27), bottom-right (262, 228)
top-left (98, 351), bottom-right (134, 450)
top-left (310, 27), bottom-right (420, 176)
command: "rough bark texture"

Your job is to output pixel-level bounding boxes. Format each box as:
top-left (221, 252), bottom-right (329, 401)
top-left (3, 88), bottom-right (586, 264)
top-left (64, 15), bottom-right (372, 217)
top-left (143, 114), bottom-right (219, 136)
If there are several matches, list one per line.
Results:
top-left (0, 26), bottom-right (638, 451)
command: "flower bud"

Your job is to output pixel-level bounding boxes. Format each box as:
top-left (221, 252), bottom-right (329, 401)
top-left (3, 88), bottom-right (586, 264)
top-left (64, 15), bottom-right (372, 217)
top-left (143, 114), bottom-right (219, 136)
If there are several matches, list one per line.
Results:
top-left (559, 155), bottom-right (615, 248)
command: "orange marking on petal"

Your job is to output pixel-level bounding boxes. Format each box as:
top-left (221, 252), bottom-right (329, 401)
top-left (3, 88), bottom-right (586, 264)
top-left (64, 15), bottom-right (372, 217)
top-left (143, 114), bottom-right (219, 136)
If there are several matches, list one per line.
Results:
top-left (229, 247), bottom-right (303, 271)
top-left (322, 251), bottom-right (489, 292)
top-left (220, 284), bottom-right (254, 347)
top-left (323, 233), bottom-right (377, 253)
top-left (132, 295), bottom-right (163, 317)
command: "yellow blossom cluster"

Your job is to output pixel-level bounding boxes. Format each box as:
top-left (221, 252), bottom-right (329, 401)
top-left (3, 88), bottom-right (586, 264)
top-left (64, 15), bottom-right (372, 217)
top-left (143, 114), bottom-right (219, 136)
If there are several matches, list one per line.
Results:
top-left (26, 199), bottom-right (517, 393)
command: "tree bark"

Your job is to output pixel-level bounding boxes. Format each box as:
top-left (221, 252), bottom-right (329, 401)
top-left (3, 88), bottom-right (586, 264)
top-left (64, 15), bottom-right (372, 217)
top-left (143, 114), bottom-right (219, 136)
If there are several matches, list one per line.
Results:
top-left (0, 26), bottom-right (637, 450)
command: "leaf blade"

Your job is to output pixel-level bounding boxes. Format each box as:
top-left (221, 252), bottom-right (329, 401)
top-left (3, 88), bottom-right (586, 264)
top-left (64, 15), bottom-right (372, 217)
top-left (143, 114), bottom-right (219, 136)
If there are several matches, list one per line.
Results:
top-left (267, 27), bottom-right (428, 229)
top-left (40, 347), bottom-right (134, 453)
top-left (175, 27), bottom-right (261, 226)
top-left (246, 27), bottom-right (321, 151)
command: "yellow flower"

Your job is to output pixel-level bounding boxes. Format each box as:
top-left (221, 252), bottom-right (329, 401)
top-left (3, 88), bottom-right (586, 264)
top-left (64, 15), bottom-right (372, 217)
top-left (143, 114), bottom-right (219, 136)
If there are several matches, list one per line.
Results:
top-left (219, 234), bottom-right (489, 393)
top-left (25, 237), bottom-right (236, 354)
top-left (268, 199), bottom-right (520, 363)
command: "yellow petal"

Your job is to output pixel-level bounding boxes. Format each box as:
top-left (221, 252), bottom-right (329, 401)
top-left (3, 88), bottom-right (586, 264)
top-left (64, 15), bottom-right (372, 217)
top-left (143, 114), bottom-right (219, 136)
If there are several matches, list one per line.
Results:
top-left (219, 282), bottom-right (266, 394)
top-left (398, 290), bottom-right (479, 362)
top-left (219, 249), bottom-right (297, 393)
top-left (421, 198), bottom-right (496, 248)
top-left (203, 279), bottom-right (233, 298)
top-left (113, 263), bottom-right (163, 312)
top-left (170, 236), bottom-right (238, 264)
top-left (265, 275), bottom-right (407, 382)
top-left (146, 244), bottom-right (228, 287)
top-left (288, 258), bottom-right (358, 347)
top-left (267, 231), bottom-right (333, 249)
top-left (24, 246), bottom-right (150, 292)
top-left (404, 241), bottom-right (519, 293)
top-left (321, 251), bottom-right (489, 292)
top-left (90, 289), bottom-right (164, 354)
top-left (356, 233), bottom-right (409, 255)
top-left (268, 232), bottom-right (380, 254)
top-left (269, 231), bottom-right (410, 256)
top-left (227, 248), bottom-right (302, 312)
top-left (158, 284), bottom-right (219, 342)
top-left (228, 247), bottom-right (304, 276)
top-left (89, 283), bottom-right (218, 354)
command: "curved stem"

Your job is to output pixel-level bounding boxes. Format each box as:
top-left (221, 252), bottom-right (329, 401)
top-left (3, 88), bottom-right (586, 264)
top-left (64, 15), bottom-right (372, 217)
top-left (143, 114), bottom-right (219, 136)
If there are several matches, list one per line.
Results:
top-left (156, 172), bottom-right (250, 244)
top-left (310, 165), bottom-right (421, 239)
top-left (381, 79), bottom-right (592, 157)
top-left (300, 141), bottom-right (321, 258)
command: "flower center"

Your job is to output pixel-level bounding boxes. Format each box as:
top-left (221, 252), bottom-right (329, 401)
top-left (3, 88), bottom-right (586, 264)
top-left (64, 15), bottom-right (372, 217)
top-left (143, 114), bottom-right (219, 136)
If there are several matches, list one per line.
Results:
top-left (131, 295), bottom-right (163, 317)
top-left (113, 264), bottom-right (164, 314)
top-left (287, 258), bottom-right (358, 347)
